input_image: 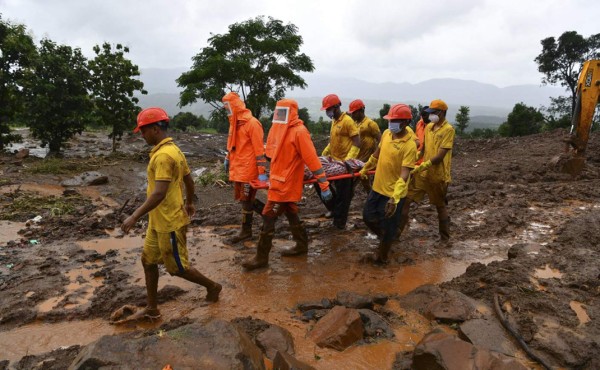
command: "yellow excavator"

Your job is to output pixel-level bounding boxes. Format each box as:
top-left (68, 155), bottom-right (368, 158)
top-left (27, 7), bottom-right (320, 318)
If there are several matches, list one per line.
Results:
top-left (558, 59), bottom-right (600, 176)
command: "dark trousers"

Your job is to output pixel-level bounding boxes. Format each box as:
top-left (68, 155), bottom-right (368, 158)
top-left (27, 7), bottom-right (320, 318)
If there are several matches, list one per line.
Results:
top-left (315, 177), bottom-right (355, 228)
top-left (363, 190), bottom-right (404, 243)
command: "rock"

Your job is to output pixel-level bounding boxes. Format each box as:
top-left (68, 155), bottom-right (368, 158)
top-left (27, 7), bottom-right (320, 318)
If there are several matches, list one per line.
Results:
top-left (63, 189), bottom-right (79, 197)
top-left (296, 298), bottom-right (333, 312)
top-left (15, 148), bottom-right (29, 159)
top-left (397, 284), bottom-right (443, 313)
top-left (300, 309), bottom-right (329, 322)
top-left (61, 171), bottom-right (108, 187)
top-left (424, 290), bottom-right (480, 323)
top-left (372, 293), bottom-right (389, 305)
top-left (273, 351), bottom-right (316, 370)
top-left (69, 320), bottom-right (265, 370)
top-left (256, 325), bottom-right (295, 360)
top-left (310, 305), bottom-right (364, 351)
top-left (459, 318), bottom-right (518, 356)
top-left (412, 329), bottom-right (527, 370)
top-left (336, 291), bottom-right (373, 309)
top-left (358, 309), bottom-right (395, 339)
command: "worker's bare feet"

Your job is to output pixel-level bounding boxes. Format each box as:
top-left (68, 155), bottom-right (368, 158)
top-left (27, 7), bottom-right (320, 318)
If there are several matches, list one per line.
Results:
top-left (206, 282), bottom-right (222, 302)
top-left (109, 305), bottom-right (161, 325)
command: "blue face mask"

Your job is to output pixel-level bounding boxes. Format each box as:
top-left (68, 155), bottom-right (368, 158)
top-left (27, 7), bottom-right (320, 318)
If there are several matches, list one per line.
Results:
top-left (388, 122), bottom-right (401, 134)
top-left (326, 110), bottom-right (335, 119)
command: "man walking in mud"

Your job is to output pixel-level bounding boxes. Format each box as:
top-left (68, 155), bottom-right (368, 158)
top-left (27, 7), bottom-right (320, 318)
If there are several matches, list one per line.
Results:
top-left (319, 93), bottom-right (361, 229)
top-left (359, 104), bottom-right (417, 264)
top-left (398, 99), bottom-right (455, 242)
top-left (117, 107), bottom-right (221, 323)
top-left (222, 92), bottom-right (267, 244)
top-left (242, 99), bottom-right (332, 270)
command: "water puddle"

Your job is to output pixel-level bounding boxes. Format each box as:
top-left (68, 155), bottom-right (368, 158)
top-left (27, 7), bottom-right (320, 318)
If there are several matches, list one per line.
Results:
top-left (0, 220), bottom-right (25, 245)
top-left (77, 234), bottom-right (143, 255)
top-left (569, 301), bottom-right (590, 326)
top-left (534, 264), bottom-right (563, 279)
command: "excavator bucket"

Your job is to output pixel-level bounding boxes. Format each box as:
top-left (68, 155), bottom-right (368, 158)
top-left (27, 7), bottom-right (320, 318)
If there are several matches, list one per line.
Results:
top-left (556, 60), bottom-right (600, 177)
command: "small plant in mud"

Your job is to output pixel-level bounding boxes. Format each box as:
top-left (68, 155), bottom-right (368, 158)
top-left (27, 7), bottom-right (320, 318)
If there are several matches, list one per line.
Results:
top-left (194, 163), bottom-right (229, 187)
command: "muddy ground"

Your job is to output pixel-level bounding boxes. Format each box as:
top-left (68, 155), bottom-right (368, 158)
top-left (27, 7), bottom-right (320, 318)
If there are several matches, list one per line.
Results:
top-left (0, 128), bottom-right (599, 369)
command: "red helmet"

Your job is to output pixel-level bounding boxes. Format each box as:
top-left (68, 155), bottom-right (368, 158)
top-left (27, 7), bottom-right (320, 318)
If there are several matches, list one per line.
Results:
top-left (135, 107), bottom-right (169, 133)
top-left (383, 104), bottom-right (412, 120)
top-left (321, 94), bottom-right (341, 111)
top-left (348, 99), bottom-right (365, 113)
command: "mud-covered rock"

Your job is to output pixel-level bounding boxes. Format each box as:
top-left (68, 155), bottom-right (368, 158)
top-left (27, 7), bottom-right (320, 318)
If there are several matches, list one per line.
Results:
top-left (336, 291), bottom-right (373, 309)
top-left (458, 318), bottom-right (518, 356)
top-left (296, 298), bottom-right (333, 312)
top-left (358, 309), bottom-right (394, 339)
top-left (310, 305), bottom-right (364, 351)
top-left (61, 171), bottom-right (108, 187)
top-left (15, 149), bottom-right (29, 159)
top-left (14, 345), bottom-right (81, 370)
top-left (69, 320), bottom-right (265, 370)
top-left (424, 290), bottom-right (480, 323)
top-left (412, 329), bottom-right (527, 370)
top-left (273, 351), bottom-right (316, 370)
top-left (256, 325), bottom-right (295, 360)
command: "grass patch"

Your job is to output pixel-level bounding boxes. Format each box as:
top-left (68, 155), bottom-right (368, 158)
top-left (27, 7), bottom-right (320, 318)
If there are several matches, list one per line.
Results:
top-left (0, 192), bottom-right (90, 221)
top-left (26, 158), bottom-right (85, 175)
top-left (195, 170), bottom-right (229, 187)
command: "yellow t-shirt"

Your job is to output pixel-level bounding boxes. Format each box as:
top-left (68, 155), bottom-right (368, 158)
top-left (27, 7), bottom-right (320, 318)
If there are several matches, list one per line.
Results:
top-left (357, 116), bottom-right (381, 162)
top-left (329, 112), bottom-right (359, 161)
top-left (421, 120), bottom-right (455, 183)
top-left (147, 138), bottom-right (191, 232)
top-left (373, 129), bottom-right (417, 198)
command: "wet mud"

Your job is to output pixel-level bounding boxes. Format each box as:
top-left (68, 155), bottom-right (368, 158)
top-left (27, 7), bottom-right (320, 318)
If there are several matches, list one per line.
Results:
top-left (0, 128), bottom-right (599, 369)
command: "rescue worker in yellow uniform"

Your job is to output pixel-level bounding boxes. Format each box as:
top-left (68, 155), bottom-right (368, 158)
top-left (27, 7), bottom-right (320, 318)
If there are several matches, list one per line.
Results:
top-left (399, 99), bottom-right (455, 242)
top-left (348, 99), bottom-right (381, 193)
top-left (359, 104), bottom-right (417, 264)
top-left (414, 106), bottom-right (431, 165)
top-left (222, 92), bottom-right (267, 244)
top-left (319, 94), bottom-right (361, 229)
top-left (242, 99), bottom-right (332, 270)
top-left (119, 107), bottom-right (221, 322)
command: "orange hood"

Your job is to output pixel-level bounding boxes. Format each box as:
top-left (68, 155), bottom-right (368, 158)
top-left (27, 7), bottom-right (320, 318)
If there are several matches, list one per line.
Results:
top-left (222, 92), bottom-right (253, 152)
top-left (266, 98), bottom-right (302, 161)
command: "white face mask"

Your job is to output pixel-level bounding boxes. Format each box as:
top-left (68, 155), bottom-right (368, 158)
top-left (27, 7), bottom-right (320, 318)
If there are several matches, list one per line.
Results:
top-left (388, 122), bottom-right (401, 134)
top-left (428, 114), bottom-right (440, 124)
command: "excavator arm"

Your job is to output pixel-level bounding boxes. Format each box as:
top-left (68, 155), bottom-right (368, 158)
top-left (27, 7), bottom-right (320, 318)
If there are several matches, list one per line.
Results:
top-left (560, 60), bottom-right (600, 176)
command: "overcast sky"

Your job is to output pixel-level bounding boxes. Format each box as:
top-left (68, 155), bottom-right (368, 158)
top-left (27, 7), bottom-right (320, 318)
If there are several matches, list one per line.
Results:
top-left (2, 0), bottom-right (598, 87)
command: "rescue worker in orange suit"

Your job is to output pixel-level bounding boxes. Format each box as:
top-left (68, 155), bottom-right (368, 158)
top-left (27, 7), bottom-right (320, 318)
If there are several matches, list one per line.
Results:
top-left (348, 99), bottom-right (381, 192)
top-left (399, 99), bottom-right (455, 242)
top-left (119, 107), bottom-right (221, 323)
top-left (359, 104), bottom-right (417, 264)
top-left (222, 92), bottom-right (267, 244)
top-left (414, 106), bottom-right (431, 165)
top-left (242, 99), bottom-right (332, 270)
top-left (319, 94), bottom-right (361, 229)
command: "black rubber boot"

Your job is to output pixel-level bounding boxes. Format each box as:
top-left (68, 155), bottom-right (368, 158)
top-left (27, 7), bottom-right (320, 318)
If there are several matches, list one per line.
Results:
top-left (242, 231), bottom-right (273, 270)
top-left (397, 215), bottom-right (409, 240)
top-left (228, 210), bottom-right (253, 243)
top-left (439, 218), bottom-right (450, 241)
top-left (281, 223), bottom-right (309, 256)
top-left (361, 240), bottom-right (393, 265)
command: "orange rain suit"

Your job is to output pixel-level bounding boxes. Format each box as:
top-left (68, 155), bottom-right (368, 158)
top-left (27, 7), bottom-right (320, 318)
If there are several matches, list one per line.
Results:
top-left (415, 118), bottom-right (427, 165)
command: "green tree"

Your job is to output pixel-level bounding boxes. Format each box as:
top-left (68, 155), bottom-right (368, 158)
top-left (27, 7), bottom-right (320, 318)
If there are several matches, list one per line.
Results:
top-left (22, 39), bottom-right (91, 154)
top-left (541, 95), bottom-right (572, 131)
top-left (534, 31), bottom-right (600, 113)
top-left (0, 15), bottom-right (37, 150)
top-left (177, 16), bottom-right (314, 119)
top-left (298, 107), bottom-right (311, 124)
top-left (376, 103), bottom-right (391, 132)
top-left (88, 42), bottom-right (146, 151)
top-left (497, 103), bottom-right (544, 137)
top-left (455, 106), bottom-right (471, 134)
top-left (171, 112), bottom-right (203, 132)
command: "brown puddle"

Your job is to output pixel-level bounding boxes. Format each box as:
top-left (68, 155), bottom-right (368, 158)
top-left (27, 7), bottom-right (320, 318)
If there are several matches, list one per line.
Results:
top-left (534, 264), bottom-right (563, 279)
top-left (570, 301), bottom-right (591, 326)
top-left (0, 226), bottom-right (508, 368)
top-left (0, 220), bottom-right (25, 245)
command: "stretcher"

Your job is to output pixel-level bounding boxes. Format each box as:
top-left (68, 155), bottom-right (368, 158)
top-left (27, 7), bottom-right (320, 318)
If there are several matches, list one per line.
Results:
top-left (250, 170), bottom-right (375, 190)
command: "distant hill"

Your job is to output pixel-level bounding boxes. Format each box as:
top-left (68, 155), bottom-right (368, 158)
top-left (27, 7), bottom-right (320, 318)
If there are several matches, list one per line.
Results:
top-left (138, 68), bottom-right (566, 125)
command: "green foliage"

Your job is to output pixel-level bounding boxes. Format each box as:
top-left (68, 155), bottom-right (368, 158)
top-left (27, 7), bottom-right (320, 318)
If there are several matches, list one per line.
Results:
top-left (177, 16), bottom-right (314, 119)
top-left (455, 106), bottom-right (471, 134)
top-left (194, 168), bottom-right (229, 187)
top-left (534, 31), bottom-right (600, 112)
top-left (26, 158), bottom-right (86, 174)
top-left (498, 103), bottom-right (544, 137)
top-left (22, 38), bottom-right (91, 153)
top-left (170, 112), bottom-right (208, 132)
top-left (88, 42), bottom-right (146, 151)
top-left (0, 15), bottom-right (37, 150)
top-left (0, 192), bottom-right (89, 221)
top-left (541, 95), bottom-right (572, 131)
top-left (259, 116), bottom-right (273, 136)
top-left (468, 128), bottom-right (498, 139)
